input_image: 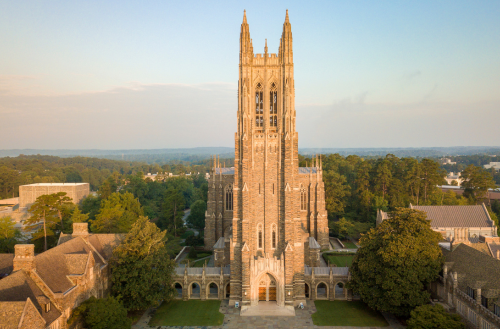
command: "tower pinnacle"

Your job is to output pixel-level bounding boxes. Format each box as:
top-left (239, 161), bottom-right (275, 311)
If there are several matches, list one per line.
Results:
top-left (285, 9), bottom-right (289, 23)
top-left (243, 10), bottom-right (247, 23)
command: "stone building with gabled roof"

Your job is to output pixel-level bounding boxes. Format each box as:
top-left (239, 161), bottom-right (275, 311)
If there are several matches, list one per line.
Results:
top-left (0, 222), bottom-right (124, 329)
top-left (431, 243), bottom-right (500, 328)
top-left (377, 204), bottom-right (497, 243)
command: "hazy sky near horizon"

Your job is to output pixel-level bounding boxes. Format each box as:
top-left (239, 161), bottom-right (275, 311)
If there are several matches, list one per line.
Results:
top-left (1, 0), bottom-right (499, 149)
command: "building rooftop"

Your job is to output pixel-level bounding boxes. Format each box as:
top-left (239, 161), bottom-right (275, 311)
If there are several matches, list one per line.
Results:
top-left (443, 243), bottom-right (500, 298)
top-left (20, 183), bottom-right (88, 186)
top-left (410, 204), bottom-right (495, 228)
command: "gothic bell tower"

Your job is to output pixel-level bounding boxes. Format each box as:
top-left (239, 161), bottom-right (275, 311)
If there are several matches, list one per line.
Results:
top-left (229, 10), bottom-right (309, 309)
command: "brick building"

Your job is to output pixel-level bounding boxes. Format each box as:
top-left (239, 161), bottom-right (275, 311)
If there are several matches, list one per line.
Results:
top-left (0, 223), bottom-right (123, 328)
top-left (203, 11), bottom-right (329, 311)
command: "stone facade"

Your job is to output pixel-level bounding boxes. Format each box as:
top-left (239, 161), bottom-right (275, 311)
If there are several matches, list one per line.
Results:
top-left (0, 223), bottom-right (123, 329)
top-left (19, 183), bottom-right (90, 208)
top-left (204, 11), bottom-right (329, 309)
top-left (431, 244), bottom-right (500, 329)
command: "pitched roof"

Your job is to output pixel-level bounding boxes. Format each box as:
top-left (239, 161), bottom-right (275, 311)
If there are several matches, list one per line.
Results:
top-left (215, 167), bottom-right (235, 175)
top-left (0, 253), bottom-right (14, 278)
top-left (0, 301), bottom-right (26, 328)
top-left (308, 237), bottom-right (321, 249)
top-left (214, 237), bottom-right (225, 249)
top-left (410, 204), bottom-right (494, 228)
top-left (0, 270), bottom-right (61, 325)
top-left (299, 167), bottom-right (318, 174)
top-left (34, 237), bottom-right (96, 293)
top-left (443, 243), bottom-right (500, 298)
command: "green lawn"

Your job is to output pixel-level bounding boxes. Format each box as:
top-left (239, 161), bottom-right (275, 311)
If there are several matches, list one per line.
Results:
top-left (322, 253), bottom-right (354, 267)
top-left (149, 300), bottom-right (224, 326)
top-left (312, 300), bottom-right (389, 327)
top-left (341, 240), bottom-right (358, 249)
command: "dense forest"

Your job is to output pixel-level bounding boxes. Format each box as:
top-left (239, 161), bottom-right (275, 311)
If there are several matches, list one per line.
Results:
top-left (0, 155), bottom-right (233, 199)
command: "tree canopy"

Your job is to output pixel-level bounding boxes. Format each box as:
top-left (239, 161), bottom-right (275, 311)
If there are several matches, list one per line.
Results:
top-left (91, 192), bottom-right (143, 233)
top-left (461, 165), bottom-right (496, 203)
top-left (186, 200), bottom-right (206, 233)
top-left (0, 216), bottom-right (22, 252)
top-left (407, 304), bottom-right (465, 329)
top-left (349, 208), bottom-right (443, 316)
top-left (110, 216), bottom-right (175, 310)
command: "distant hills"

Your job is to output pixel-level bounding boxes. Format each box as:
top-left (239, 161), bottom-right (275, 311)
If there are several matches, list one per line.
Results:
top-left (1, 146), bottom-right (499, 163)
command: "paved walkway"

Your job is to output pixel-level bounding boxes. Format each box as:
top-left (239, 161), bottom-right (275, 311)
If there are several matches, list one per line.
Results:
top-left (132, 300), bottom-right (404, 329)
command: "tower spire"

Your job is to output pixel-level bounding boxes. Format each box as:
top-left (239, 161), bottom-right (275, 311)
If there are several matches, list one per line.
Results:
top-left (243, 9), bottom-right (247, 23)
top-left (265, 39), bottom-right (268, 54)
top-left (285, 9), bottom-right (289, 23)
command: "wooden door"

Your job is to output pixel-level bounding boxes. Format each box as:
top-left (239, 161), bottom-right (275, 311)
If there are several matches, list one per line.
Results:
top-left (268, 287), bottom-right (276, 301)
top-left (259, 287), bottom-right (267, 301)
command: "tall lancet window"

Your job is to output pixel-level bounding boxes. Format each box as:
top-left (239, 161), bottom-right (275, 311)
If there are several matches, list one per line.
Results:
top-left (225, 185), bottom-right (233, 210)
top-left (300, 185), bottom-right (307, 210)
top-left (269, 82), bottom-right (277, 127)
top-left (255, 83), bottom-right (263, 127)
top-left (271, 224), bottom-right (277, 249)
top-left (258, 224), bottom-right (263, 249)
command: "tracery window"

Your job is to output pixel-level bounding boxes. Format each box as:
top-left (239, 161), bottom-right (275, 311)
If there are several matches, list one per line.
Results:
top-left (225, 185), bottom-right (233, 210)
top-left (269, 82), bottom-right (277, 127)
top-left (255, 83), bottom-right (263, 128)
top-left (258, 224), bottom-right (263, 249)
top-left (300, 185), bottom-right (307, 210)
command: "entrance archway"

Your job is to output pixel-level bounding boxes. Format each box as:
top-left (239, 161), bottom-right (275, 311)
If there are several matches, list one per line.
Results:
top-left (251, 272), bottom-right (282, 306)
top-left (174, 283), bottom-right (183, 299)
top-left (257, 273), bottom-right (277, 301)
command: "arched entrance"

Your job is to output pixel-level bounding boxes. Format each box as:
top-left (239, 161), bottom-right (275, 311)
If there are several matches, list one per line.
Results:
top-left (251, 272), bottom-right (283, 306)
top-left (258, 273), bottom-right (277, 301)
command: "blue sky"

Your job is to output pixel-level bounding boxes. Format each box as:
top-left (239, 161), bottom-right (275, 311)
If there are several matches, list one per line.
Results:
top-left (1, 1), bottom-right (499, 149)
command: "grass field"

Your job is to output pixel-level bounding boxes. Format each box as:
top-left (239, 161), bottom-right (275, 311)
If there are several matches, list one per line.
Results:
top-left (322, 253), bottom-right (354, 267)
top-left (312, 300), bottom-right (389, 327)
top-left (149, 300), bottom-right (224, 326)
top-left (341, 240), bottom-right (358, 249)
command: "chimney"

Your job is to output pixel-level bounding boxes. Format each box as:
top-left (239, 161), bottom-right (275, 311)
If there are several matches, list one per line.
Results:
top-left (73, 222), bottom-right (89, 236)
top-left (13, 244), bottom-right (35, 272)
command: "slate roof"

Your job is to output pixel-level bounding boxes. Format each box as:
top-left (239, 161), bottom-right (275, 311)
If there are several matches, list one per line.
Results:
top-left (308, 237), bottom-right (321, 249)
top-left (410, 204), bottom-right (494, 228)
top-left (443, 243), bottom-right (500, 298)
top-left (299, 167), bottom-right (318, 174)
top-left (34, 237), bottom-right (99, 293)
top-left (488, 242), bottom-right (500, 259)
top-left (0, 301), bottom-right (26, 328)
top-left (0, 253), bottom-right (14, 278)
top-left (215, 167), bottom-right (235, 175)
top-left (0, 270), bottom-right (61, 325)
top-left (214, 237), bottom-right (225, 249)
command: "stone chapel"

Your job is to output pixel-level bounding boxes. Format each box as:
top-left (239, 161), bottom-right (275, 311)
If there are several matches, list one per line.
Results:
top-left (204, 10), bottom-right (329, 309)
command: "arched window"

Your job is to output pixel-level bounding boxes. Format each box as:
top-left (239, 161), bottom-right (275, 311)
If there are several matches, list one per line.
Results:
top-left (225, 185), bottom-right (233, 210)
top-left (255, 83), bottom-right (263, 128)
top-left (300, 185), bottom-right (307, 210)
top-left (269, 82), bottom-right (277, 127)
top-left (271, 224), bottom-right (277, 249)
top-left (258, 224), bottom-right (263, 249)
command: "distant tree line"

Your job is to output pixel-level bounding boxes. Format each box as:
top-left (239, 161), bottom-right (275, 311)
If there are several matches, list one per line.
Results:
top-left (298, 154), bottom-right (499, 238)
top-left (0, 154), bottom-right (230, 199)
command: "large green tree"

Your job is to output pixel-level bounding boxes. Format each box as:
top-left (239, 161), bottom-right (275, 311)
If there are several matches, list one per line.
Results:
top-left (26, 194), bottom-right (60, 251)
top-left (91, 192), bottom-right (143, 233)
top-left (407, 304), bottom-right (465, 329)
top-left (187, 199), bottom-right (206, 233)
top-left (110, 216), bottom-right (175, 310)
top-left (70, 296), bottom-right (131, 329)
top-left (461, 165), bottom-right (496, 204)
top-left (161, 187), bottom-right (185, 236)
top-left (349, 208), bottom-right (443, 316)
top-left (52, 192), bottom-right (73, 232)
top-left (0, 216), bottom-right (22, 252)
